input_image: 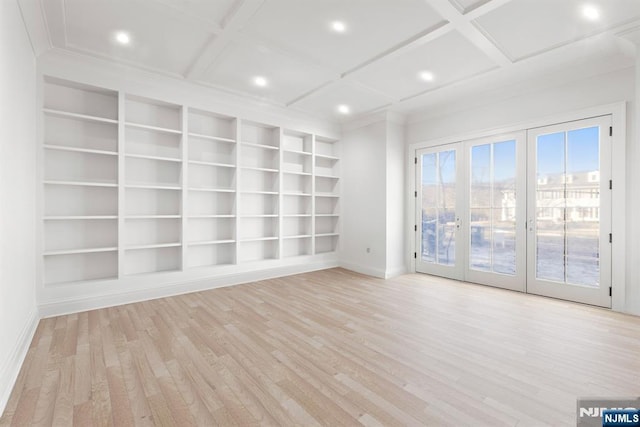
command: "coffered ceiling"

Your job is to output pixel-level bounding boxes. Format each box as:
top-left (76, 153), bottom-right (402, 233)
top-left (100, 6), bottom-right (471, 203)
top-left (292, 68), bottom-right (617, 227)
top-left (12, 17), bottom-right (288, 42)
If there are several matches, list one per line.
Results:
top-left (19, 0), bottom-right (640, 121)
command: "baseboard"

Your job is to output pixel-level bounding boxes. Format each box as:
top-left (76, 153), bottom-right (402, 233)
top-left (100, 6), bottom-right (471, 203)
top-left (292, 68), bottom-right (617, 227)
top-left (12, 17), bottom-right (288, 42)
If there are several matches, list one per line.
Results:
top-left (385, 266), bottom-right (407, 279)
top-left (0, 307), bottom-right (39, 418)
top-left (39, 260), bottom-right (339, 318)
top-left (339, 261), bottom-right (387, 278)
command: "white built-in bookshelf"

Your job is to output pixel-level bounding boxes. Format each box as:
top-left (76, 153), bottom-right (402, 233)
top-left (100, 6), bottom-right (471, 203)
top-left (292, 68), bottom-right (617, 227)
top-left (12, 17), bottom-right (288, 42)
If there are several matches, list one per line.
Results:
top-left (281, 130), bottom-right (313, 258)
top-left (314, 136), bottom-right (340, 254)
top-left (43, 78), bottom-right (119, 285)
top-left (238, 122), bottom-right (280, 263)
top-left (186, 108), bottom-right (237, 268)
top-left (123, 95), bottom-right (183, 276)
top-left (42, 77), bottom-right (340, 286)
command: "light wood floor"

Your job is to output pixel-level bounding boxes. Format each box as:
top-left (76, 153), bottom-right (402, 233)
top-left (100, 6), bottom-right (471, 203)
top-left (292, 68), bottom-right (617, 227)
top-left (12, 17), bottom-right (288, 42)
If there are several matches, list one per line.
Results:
top-left (1, 268), bottom-right (639, 426)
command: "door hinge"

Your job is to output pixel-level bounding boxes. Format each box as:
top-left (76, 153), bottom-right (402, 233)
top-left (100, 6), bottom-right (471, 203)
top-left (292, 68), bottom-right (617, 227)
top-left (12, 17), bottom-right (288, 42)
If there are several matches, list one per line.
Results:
top-left (609, 126), bottom-right (613, 136)
top-left (414, 252), bottom-right (417, 259)
top-left (414, 191), bottom-right (417, 198)
top-left (609, 179), bottom-right (612, 190)
top-left (609, 287), bottom-right (612, 297)
top-left (609, 233), bottom-right (612, 243)
top-left (414, 157), bottom-right (417, 164)
top-left (414, 225), bottom-right (417, 232)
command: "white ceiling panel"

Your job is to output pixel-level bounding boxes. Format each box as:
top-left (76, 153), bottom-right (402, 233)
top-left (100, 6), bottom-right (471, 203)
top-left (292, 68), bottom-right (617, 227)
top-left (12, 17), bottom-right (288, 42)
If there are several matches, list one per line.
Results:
top-left (355, 30), bottom-right (496, 100)
top-left (203, 40), bottom-right (336, 105)
top-left (62, 0), bottom-right (215, 75)
top-left (149, 0), bottom-right (237, 28)
top-left (292, 81), bottom-right (392, 119)
top-left (474, 0), bottom-right (640, 61)
top-left (240, 0), bottom-right (447, 73)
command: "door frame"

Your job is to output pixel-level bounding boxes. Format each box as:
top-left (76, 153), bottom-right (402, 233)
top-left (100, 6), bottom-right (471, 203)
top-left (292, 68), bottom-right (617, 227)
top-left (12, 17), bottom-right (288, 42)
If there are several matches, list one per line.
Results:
top-left (406, 102), bottom-right (626, 312)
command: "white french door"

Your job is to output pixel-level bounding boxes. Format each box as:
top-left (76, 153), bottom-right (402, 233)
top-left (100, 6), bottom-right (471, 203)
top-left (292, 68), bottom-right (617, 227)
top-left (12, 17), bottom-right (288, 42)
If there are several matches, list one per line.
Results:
top-left (464, 133), bottom-right (526, 292)
top-left (416, 133), bottom-right (526, 290)
top-left (526, 116), bottom-right (611, 308)
top-left (415, 116), bottom-right (612, 308)
top-left (415, 143), bottom-right (465, 280)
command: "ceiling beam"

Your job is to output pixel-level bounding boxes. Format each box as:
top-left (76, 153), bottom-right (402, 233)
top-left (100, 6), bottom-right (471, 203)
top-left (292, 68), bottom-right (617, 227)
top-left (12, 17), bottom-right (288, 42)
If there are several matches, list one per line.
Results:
top-left (286, 22), bottom-right (453, 107)
top-left (287, 0), bottom-right (515, 110)
top-left (342, 21), bottom-right (452, 78)
top-left (184, 0), bottom-right (264, 80)
top-left (425, 0), bottom-right (513, 67)
top-left (465, 0), bottom-right (515, 21)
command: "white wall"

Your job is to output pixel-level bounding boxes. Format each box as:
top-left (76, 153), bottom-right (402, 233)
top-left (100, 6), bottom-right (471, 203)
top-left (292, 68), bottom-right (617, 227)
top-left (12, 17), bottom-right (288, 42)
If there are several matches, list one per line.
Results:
top-left (407, 67), bottom-right (634, 144)
top-left (385, 120), bottom-right (406, 276)
top-left (341, 120), bottom-right (388, 277)
top-left (627, 54), bottom-right (640, 315)
top-left (406, 66), bottom-right (639, 315)
top-left (0, 0), bottom-right (39, 415)
top-left (340, 114), bottom-right (407, 278)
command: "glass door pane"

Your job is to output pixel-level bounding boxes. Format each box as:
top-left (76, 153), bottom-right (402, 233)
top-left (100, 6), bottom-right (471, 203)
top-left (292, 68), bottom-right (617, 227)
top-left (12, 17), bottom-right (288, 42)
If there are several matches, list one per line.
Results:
top-left (465, 133), bottom-right (525, 292)
top-left (420, 150), bottom-right (456, 265)
top-left (534, 128), bottom-right (600, 286)
top-left (535, 131), bottom-right (566, 283)
top-left (416, 144), bottom-right (463, 280)
top-left (527, 116), bottom-right (611, 308)
top-left (469, 140), bottom-right (517, 274)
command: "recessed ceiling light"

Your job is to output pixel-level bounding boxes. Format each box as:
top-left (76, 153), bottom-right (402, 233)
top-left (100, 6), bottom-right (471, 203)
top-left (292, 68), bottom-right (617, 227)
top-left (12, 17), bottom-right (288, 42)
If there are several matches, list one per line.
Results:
top-left (253, 76), bottom-right (268, 87)
top-left (337, 104), bottom-right (350, 114)
top-left (419, 71), bottom-right (435, 82)
top-left (582, 5), bottom-right (600, 21)
top-left (331, 21), bottom-right (347, 33)
top-left (115, 31), bottom-right (131, 45)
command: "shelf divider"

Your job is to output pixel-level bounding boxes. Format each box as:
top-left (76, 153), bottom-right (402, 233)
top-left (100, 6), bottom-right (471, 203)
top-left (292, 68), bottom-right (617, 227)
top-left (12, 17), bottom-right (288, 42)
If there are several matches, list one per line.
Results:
top-left (312, 134), bottom-right (317, 255)
top-left (234, 118), bottom-right (241, 265)
top-left (118, 91), bottom-right (125, 279)
top-left (181, 105), bottom-right (188, 271)
top-left (278, 127), bottom-right (284, 260)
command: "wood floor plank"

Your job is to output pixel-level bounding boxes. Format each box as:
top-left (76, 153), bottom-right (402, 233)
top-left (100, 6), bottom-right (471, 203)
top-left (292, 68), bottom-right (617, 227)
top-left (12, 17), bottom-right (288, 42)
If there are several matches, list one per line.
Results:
top-left (105, 365), bottom-right (135, 426)
top-left (31, 368), bottom-right (59, 427)
top-left (72, 400), bottom-right (93, 426)
top-left (2, 268), bottom-right (640, 426)
top-left (52, 357), bottom-right (75, 426)
top-left (6, 386), bottom-right (39, 426)
top-left (113, 340), bottom-right (154, 425)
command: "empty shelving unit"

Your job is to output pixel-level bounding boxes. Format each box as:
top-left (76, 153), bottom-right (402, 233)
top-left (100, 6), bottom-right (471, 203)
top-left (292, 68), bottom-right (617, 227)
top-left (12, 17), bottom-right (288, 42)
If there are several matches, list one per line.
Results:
top-left (40, 76), bottom-right (340, 295)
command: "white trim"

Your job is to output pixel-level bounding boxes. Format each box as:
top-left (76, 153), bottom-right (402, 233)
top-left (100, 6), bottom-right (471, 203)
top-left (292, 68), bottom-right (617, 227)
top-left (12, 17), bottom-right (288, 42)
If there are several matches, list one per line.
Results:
top-left (339, 261), bottom-right (387, 279)
top-left (0, 308), bottom-right (39, 417)
top-left (385, 266), bottom-right (408, 279)
top-left (341, 111), bottom-right (388, 133)
top-left (407, 102), bottom-right (627, 313)
top-left (342, 111), bottom-right (406, 133)
top-left (610, 103), bottom-right (626, 313)
top-left (38, 261), bottom-right (338, 318)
